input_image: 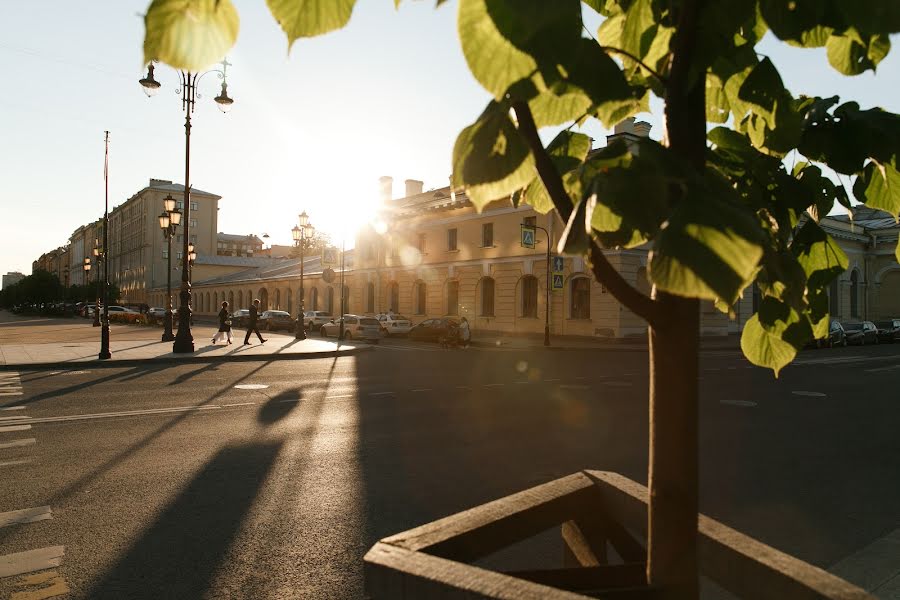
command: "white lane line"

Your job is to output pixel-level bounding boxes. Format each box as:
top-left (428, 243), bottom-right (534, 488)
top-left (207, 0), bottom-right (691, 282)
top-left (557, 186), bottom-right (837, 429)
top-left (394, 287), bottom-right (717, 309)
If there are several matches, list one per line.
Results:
top-left (483, 383), bottom-right (505, 388)
top-left (0, 406), bottom-right (25, 411)
top-left (792, 391), bottom-right (827, 397)
top-left (234, 384), bottom-right (269, 390)
top-left (326, 394), bottom-right (354, 399)
top-left (865, 364), bottom-right (900, 373)
top-left (410, 388), bottom-right (432, 392)
top-left (276, 399), bottom-right (299, 404)
top-left (0, 546), bottom-right (65, 578)
top-left (0, 438), bottom-right (36, 450)
top-left (222, 402), bottom-right (257, 407)
top-left (0, 424), bottom-right (32, 432)
top-left (559, 384), bottom-right (590, 390)
top-left (369, 392), bottom-right (395, 397)
top-left (0, 459), bottom-right (33, 468)
top-left (0, 506), bottom-right (52, 529)
top-left (0, 415), bottom-right (30, 421)
top-left (720, 400), bottom-right (758, 407)
top-left (0, 392), bottom-right (24, 396)
top-left (543, 378), bottom-right (560, 382)
top-left (20, 405), bottom-right (221, 425)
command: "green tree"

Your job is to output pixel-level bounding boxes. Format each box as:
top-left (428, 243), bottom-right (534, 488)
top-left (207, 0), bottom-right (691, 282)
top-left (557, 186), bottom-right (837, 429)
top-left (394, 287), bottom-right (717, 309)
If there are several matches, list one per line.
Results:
top-left (142, 1), bottom-right (900, 595)
top-left (288, 229), bottom-right (331, 259)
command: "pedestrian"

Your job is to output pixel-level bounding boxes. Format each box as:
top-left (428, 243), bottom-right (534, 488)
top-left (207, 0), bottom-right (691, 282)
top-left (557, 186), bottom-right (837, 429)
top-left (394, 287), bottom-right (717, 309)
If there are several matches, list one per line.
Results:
top-left (243, 298), bottom-right (267, 345)
top-left (459, 316), bottom-right (471, 349)
top-left (212, 300), bottom-right (233, 345)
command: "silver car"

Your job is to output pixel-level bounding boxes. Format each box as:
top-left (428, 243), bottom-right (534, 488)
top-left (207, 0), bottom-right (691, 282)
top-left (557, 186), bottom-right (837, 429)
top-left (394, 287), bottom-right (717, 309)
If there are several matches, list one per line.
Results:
top-left (320, 315), bottom-right (382, 343)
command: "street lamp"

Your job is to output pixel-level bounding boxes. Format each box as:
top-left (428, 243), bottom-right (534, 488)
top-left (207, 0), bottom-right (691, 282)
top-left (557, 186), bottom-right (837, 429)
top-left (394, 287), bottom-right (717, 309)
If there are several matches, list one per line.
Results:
top-left (158, 194), bottom-right (181, 341)
top-left (291, 211), bottom-right (314, 340)
top-left (139, 58), bottom-right (234, 353)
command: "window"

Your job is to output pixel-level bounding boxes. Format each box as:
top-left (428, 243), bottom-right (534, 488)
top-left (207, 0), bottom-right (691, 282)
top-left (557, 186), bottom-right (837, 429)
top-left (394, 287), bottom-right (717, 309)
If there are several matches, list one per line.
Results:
top-left (523, 216), bottom-right (536, 227)
top-left (190, 219), bottom-right (198, 228)
top-left (448, 228), bottom-right (458, 251)
top-left (482, 223), bottom-right (494, 247)
top-left (389, 282), bottom-right (399, 313)
top-left (177, 251), bottom-right (183, 260)
top-left (522, 276), bottom-right (538, 318)
top-left (176, 201), bottom-right (184, 210)
top-left (850, 271), bottom-right (859, 317)
top-left (417, 233), bottom-right (426, 253)
top-left (190, 234), bottom-right (197, 244)
top-left (481, 277), bottom-right (495, 316)
top-left (162, 249), bottom-right (168, 259)
top-left (366, 282), bottom-right (375, 313)
top-left (571, 277), bottom-right (590, 319)
top-left (177, 234), bottom-right (183, 243)
top-left (190, 201), bottom-right (199, 211)
top-left (447, 281), bottom-right (459, 315)
top-left (415, 281), bottom-right (427, 314)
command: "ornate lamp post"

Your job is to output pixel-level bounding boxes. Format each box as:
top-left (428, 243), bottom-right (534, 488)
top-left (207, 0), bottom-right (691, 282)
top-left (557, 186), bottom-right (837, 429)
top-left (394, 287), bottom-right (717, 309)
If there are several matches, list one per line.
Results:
top-left (82, 258), bottom-right (91, 303)
top-left (91, 239), bottom-right (103, 327)
top-left (291, 211), bottom-right (314, 340)
top-left (139, 58), bottom-right (234, 353)
top-left (158, 194), bottom-right (181, 341)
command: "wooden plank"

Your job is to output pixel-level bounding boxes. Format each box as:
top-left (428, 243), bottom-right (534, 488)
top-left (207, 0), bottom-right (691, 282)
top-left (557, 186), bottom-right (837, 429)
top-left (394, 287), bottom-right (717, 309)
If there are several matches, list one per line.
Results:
top-left (364, 542), bottom-right (589, 600)
top-left (503, 564), bottom-right (647, 592)
top-left (562, 520), bottom-right (603, 567)
top-left (383, 472), bottom-right (598, 561)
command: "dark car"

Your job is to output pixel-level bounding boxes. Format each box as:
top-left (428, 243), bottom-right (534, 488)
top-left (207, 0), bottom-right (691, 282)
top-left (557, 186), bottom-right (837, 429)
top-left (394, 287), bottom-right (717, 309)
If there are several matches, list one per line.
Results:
top-left (844, 321), bottom-right (879, 345)
top-left (409, 317), bottom-right (459, 343)
top-left (258, 310), bottom-right (295, 332)
top-left (825, 319), bottom-right (847, 348)
top-left (230, 309), bottom-right (251, 328)
top-left (875, 319), bottom-right (900, 343)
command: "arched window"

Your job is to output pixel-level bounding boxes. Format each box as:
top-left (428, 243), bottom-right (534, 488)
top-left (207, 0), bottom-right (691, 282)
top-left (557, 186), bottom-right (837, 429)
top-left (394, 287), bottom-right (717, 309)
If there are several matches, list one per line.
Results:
top-left (850, 270), bottom-right (859, 317)
top-left (521, 276), bottom-right (538, 318)
top-left (326, 287), bottom-right (334, 315)
top-left (237, 290), bottom-right (243, 308)
top-left (366, 282), bottom-right (375, 313)
top-left (389, 282), bottom-right (399, 313)
top-left (274, 289), bottom-right (281, 311)
top-left (229, 291), bottom-right (234, 309)
top-left (480, 277), bottom-right (495, 317)
top-left (287, 289), bottom-right (292, 315)
top-left (415, 281), bottom-right (427, 315)
top-left (311, 287), bottom-right (318, 311)
top-left (570, 277), bottom-right (590, 319)
top-left (446, 280), bottom-right (459, 315)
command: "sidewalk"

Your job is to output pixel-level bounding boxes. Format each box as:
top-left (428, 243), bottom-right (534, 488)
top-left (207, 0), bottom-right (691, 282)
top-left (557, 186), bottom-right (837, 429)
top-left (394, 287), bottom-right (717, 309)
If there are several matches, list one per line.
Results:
top-left (0, 313), bottom-right (367, 370)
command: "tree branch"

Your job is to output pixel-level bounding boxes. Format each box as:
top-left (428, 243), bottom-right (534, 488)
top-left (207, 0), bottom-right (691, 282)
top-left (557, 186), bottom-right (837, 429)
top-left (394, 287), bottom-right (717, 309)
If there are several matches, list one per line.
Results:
top-left (600, 46), bottom-right (667, 84)
top-left (511, 100), bottom-right (660, 328)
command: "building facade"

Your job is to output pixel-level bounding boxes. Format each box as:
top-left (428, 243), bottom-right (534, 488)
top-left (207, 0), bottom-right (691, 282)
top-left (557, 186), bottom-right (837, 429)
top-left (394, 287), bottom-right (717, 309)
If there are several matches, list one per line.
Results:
top-left (2, 272), bottom-right (25, 289)
top-left (217, 233), bottom-right (263, 257)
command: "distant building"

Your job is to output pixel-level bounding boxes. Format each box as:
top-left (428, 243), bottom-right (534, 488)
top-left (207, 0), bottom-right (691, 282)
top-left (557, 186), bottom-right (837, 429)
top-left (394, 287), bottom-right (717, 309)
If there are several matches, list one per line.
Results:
top-left (2, 272), bottom-right (24, 289)
top-left (217, 233), bottom-right (263, 257)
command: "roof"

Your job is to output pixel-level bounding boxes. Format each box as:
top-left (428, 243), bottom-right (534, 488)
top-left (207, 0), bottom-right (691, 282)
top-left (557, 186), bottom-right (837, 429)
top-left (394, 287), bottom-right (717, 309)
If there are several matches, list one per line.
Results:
top-left (194, 255), bottom-right (285, 268)
top-left (145, 181), bottom-right (220, 198)
top-left (829, 206), bottom-right (899, 230)
top-left (190, 250), bottom-right (355, 288)
top-left (217, 233), bottom-right (263, 244)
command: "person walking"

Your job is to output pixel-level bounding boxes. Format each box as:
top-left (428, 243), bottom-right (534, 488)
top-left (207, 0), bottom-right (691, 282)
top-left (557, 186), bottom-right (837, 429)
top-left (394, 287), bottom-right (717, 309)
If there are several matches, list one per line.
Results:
top-left (212, 300), bottom-right (233, 345)
top-left (459, 316), bottom-right (471, 349)
top-left (243, 299), bottom-right (267, 345)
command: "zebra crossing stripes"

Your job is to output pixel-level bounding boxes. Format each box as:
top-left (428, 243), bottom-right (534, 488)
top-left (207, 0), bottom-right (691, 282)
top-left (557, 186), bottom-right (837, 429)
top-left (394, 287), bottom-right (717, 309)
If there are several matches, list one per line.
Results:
top-left (0, 371), bottom-right (24, 397)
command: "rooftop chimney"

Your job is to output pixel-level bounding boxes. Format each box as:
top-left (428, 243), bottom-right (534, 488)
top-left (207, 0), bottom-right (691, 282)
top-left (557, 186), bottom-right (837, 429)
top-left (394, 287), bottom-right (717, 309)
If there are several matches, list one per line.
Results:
top-left (149, 178), bottom-right (172, 187)
top-left (379, 176), bottom-right (393, 203)
top-left (405, 179), bottom-right (424, 198)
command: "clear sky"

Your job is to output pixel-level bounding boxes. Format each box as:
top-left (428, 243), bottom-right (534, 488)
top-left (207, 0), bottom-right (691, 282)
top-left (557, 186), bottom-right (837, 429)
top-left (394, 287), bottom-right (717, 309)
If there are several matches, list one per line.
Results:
top-left (1, 1), bottom-right (897, 277)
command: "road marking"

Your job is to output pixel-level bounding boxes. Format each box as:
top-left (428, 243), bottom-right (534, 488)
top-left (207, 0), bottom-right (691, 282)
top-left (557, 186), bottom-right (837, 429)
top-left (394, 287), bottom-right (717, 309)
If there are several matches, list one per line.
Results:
top-left (19, 405), bottom-right (220, 425)
top-left (0, 546), bottom-right (65, 578)
top-left (0, 459), bottom-right (34, 468)
top-left (222, 402), bottom-right (257, 407)
top-left (0, 438), bottom-right (36, 450)
top-left (369, 392), bottom-right (394, 397)
top-left (514, 381), bottom-right (531, 385)
top-left (483, 383), bottom-right (505, 388)
top-left (559, 384), bottom-right (589, 390)
top-left (0, 406), bottom-right (26, 411)
top-left (865, 364), bottom-right (900, 373)
top-left (410, 388), bottom-right (432, 392)
top-left (0, 425), bottom-right (32, 433)
top-left (234, 384), bottom-right (269, 390)
top-left (543, 378), bottom-right (560, 382)
top-left (326, 394), bottom-right (353, 399)
top-left (276, 398), bottom-right (300, 404)
top-left (792, 391), bottom-right (827, 397)
top-left (0, 416), bottom-right (31, 421)
top-left (11, 571), bottom-right (71, 600)
top-left (720, 400), bottom-right (758, 407)
top-left (0, 392), bottom-right (24, 396)
top-left (0, 507), bottom-right (52, 529)
top-left (456, 386), bottom-right (472, 391)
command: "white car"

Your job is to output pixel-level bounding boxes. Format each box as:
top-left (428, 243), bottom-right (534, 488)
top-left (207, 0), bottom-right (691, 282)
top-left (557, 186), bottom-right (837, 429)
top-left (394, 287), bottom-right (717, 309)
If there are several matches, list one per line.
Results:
top-left (303, 310), bottom-right (332, 331)
top-left (376, 313), bottom-right (412, 336)
top-left (320, 315), bottom-right (382, 343)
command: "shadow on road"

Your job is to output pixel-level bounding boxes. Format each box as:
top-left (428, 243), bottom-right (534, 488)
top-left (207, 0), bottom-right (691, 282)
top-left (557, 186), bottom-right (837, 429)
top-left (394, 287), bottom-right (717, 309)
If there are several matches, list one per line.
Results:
top-left (86, 440), bottom-right (283, 599)
top-left (256, 387), bottom-right (303, 424)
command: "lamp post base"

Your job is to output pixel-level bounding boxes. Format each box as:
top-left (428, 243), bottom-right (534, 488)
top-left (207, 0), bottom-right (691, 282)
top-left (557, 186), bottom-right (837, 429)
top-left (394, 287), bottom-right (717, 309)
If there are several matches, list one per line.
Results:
top-left (295, 322), bottom-right (307, 340)
top-left (99, 324), bottom-right (111, 360)
top-left (162, 311), bottom-right (175, 342)
top-left (172, 288), bottom-right (194, 354)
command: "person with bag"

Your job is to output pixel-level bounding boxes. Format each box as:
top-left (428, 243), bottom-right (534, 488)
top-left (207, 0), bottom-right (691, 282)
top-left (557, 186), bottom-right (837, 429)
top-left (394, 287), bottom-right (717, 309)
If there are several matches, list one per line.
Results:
top-left (243, 298), bottom-right (267, 345)
top-left (212, 300), bottom-right (233, 345)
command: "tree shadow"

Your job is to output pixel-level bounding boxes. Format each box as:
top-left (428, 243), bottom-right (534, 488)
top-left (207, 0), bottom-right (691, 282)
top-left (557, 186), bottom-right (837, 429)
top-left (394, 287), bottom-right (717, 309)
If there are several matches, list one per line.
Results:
top-left (256, 388), bottom-right (303, 425)
top-left (86, 440), bottom-right (283, 599)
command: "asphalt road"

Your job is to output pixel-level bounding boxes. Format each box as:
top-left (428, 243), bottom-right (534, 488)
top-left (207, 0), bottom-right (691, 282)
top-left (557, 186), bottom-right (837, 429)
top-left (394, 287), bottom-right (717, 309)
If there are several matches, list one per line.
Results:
top-left (1, 333), bottom-right (899, 598)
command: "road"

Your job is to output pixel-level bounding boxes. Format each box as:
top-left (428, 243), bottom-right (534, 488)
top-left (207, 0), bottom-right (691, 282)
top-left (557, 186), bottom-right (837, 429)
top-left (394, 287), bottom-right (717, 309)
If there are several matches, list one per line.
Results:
top-left (1, 330), bottom-right (899, 598)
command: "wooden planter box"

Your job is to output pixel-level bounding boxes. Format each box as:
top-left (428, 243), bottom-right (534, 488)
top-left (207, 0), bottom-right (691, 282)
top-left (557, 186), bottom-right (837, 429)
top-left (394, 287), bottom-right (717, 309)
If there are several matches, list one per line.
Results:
top-left (364, 471), bottom-right (871, 599)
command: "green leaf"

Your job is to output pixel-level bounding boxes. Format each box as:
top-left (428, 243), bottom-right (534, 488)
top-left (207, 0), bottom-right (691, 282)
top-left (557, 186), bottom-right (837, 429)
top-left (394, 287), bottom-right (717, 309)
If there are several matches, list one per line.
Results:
top-left (791, 220), bottom-right (849, 290)
top-left (143, 0), bottom-right (239, 71)
top-left (853, 160), bottom-right (900, 218)
top-left (826, 30), bottom-right (891, 75)
top-left (457, 0), bottom-right (582, 100)
top-left (451, 102), bottom-right (535, 210)
top-left (266, 0), bottom-right (356, 47)
top-left (737, 57), bottom-right (782, 127)
top-left (741, 297), bottom-right (811, 376)
top-left (650, 174), bottom-right (764, 304)
top-left (706, 73), bottom-right (730, 123)
top-left (523, 132), bottom-right (591, 214)
top-left (759, 0), bottom-right (826, 45)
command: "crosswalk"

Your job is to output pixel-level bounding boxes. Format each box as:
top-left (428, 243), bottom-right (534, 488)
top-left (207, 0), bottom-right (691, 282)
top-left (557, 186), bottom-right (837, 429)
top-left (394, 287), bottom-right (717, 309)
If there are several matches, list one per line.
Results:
top-left (0, 375), bottom-right (69, 599)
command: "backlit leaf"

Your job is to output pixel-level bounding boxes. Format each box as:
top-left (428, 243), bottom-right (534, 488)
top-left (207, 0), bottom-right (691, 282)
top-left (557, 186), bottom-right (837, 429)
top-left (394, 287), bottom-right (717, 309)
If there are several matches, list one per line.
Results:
top-left (853, 160), bottom-right (900, 218)
top-left (741, 296), bottom-right (811, 376)
top-left (267, 0), bottom-right (356, 47)
top-left (143, 0), bottom-right (239, 71)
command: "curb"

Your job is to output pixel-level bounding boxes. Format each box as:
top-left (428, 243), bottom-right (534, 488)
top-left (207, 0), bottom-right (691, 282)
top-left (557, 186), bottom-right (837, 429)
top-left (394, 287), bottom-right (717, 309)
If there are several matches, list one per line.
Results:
top-left (0, 344), bottom-right (372, 371)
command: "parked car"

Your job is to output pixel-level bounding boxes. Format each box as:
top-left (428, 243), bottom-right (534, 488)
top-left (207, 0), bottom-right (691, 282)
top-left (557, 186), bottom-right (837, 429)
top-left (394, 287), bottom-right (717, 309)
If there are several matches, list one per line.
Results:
top-left (257, 310), bottom-right (296, 332)
top-left (320, 315), bottom-right (382, 343)
top-left (303, 310), bottom-right (332, 331)
top-left (409, 317), bottom-right (459, 343)
top-left (376, 313), bottom-right (412, 337)
top-left (844, 321), bottom-right (879, 345)
top-left (230, 309), bottom-right (251, 328)
top-left (825, 320), bottom-right (847, 348)
top-left (147, 307), bottom-right (167, 322)
top-left (874, 319), bottom-right (900, 343)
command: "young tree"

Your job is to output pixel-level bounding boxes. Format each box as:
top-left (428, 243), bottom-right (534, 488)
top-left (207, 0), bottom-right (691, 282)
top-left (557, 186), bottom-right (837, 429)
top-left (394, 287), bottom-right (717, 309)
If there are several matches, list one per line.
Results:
top-left (142, 1), bottom-right (899, 595)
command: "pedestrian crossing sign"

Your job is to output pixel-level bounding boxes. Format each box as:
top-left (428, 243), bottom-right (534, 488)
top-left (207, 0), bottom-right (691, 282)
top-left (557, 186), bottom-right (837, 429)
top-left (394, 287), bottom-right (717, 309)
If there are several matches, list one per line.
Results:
top-left (520, 225), bottom-right (536, 249)
top-left (552, 273), bottom-right (564, 291)
top-left (551, 255), bottom-right (564, 273)
top-left (322, 246), bottom-right (338, 266)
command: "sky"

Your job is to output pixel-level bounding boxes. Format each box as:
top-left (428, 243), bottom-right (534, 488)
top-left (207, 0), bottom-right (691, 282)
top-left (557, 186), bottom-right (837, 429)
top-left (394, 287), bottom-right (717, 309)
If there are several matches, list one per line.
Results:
top-left (1, 1), bottom-right (898, 278)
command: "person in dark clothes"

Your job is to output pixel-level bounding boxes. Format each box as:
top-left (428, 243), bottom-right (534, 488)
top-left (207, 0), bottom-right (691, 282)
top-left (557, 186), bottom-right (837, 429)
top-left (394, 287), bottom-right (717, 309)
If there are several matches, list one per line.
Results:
top-left (212, 301), bottom-right (233, 345)
top-left (243, 298), bottom-right (267, 345)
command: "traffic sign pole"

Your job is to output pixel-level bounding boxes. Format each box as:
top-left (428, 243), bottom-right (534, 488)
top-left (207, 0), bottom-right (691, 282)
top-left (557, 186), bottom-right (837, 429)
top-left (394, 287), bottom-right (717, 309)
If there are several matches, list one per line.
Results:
top-left (523, 221), bottom-right (552, 347)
